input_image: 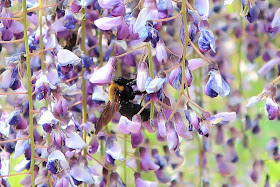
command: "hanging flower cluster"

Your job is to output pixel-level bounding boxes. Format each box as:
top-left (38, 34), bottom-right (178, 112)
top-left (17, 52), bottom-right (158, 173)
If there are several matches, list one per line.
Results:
top-left (0, 0), bottom-right (280, 186)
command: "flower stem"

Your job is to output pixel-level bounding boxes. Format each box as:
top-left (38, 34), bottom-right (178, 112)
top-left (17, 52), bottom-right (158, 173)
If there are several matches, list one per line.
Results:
top-left (81, 7), bottom-right (88, 167)
top-left (152, 12), bottom-right (182, 22)
top-left (115, 44), bottom-right (146, 59)
top-left (147, 43), bottom-right (154, 123)
top-left (99, 30), bottom-right (103, 66)
top-left (124, 134), bottom-right (127, 184)
top-left (22, 1), bottom-right (35, 186)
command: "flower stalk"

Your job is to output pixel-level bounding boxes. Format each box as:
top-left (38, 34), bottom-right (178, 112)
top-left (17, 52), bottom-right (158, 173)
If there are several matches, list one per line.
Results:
top-left (22, 0), bottom-right (35, 186)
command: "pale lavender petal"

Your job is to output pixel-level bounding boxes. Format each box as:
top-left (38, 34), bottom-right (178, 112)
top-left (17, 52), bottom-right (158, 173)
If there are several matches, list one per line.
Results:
top-left (246, 93), bottom-right (265, 107)
top-left (70, 165), bottom-right (94, 185)
top-left (57, 49), bottom-right (81, 66)
top-left (51, 18), bottom-right (67, 33)
top-left (135, 173), bottom-right (158, 187)
top-left (188, 58), bottom-right (204, 71)
top-left (140, 147), bottom-right (160, 171)
top-left (65, 132), bottom-right (87, 149)
top-left (272, 8), bottom-right (280, 28)
top-left (156, 40), bottom-right (168, 64)
top-left (207, 112), bottom-right (237, 124)
top-left (137, 61), bottom-right (149, 92)
top-left (9, 21), bottom-right (24, 34)
top-left (195, 0), bottom-right (209, 17)
top-left (106, 141), bottom-right (124, 160)
top-left (154, 170), bottom-right (171, 183)
top-left (165, 121), bottom-right (179, 151)
top-left (216, 154), bottom-right (236, 176)
top-left (94, 16), bottom-right (123, 30)
top-left (14, 139), bottom-right (29, 158)
top-left (174, 112), bottom-right (193, 140)
top-left (134, 4), bottom-right (158, 33)
top-left (142, 121), bottom-right (155, 133)
top-left (89, 57), bottom-right (117, 85)
top-left (258, 57), bottom-right (280, 76)
top-left (98, 0), bottom-right (115, 9)
top-left (266, 97), bottom-right (279, 120)
top-left (157, 112), bottom-right (167, 138)
top-left (145, 77), bottom-right (166, 94)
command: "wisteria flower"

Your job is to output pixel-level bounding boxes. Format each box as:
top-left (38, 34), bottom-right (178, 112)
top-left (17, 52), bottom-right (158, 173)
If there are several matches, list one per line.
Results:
top-left (204, 66), bottom-right (230, 98)
top-left (89, 57), bottom-right (117, 85)
top-left (246, 83), bottom-right (279, 120)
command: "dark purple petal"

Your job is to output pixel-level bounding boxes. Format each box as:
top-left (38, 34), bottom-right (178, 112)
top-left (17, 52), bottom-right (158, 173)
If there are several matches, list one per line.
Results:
top-left (131, 130), bottom-right (144, 149)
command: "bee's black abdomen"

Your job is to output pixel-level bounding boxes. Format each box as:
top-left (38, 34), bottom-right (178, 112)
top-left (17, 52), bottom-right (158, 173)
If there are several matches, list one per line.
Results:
top-left (119, 101), bottom-right (150, 122)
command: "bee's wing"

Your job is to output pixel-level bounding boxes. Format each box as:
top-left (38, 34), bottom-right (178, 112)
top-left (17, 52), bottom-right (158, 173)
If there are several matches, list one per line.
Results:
top-left (95, 93), bottom-right (120, 135)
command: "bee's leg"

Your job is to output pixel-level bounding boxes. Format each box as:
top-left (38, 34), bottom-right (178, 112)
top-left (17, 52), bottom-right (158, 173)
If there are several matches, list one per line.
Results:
top-left (133, 90), bottom-right (146, 95)
top-left (127, 79), bottom-right (136, 86)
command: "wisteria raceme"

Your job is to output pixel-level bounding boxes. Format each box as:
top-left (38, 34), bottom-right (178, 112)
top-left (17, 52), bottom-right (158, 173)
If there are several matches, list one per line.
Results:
top-left (0, 0), bottom-right (280, 186)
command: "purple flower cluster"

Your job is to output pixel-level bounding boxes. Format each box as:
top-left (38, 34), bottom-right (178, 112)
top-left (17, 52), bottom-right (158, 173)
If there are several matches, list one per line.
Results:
top-left (0, 0), bottom-right (280, 186)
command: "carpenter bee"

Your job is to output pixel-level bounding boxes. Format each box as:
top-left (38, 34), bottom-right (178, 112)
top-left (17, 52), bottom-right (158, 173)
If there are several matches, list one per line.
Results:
top-left (95, 77), bottom-right (150, 134)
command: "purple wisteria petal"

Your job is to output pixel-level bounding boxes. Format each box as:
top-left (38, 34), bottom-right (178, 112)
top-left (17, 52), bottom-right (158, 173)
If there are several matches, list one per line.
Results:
top-left (157, 112), bottom-right (167, 138)
top-left (70, 165), bottom-right (95, 185)
top-left (52, 18), bottom-right (68, 33)
top-left (142, 121), bottom-right (155, 133)
top-left (14, 139), bottom-right (29, 158)
top-left (0, 69), bottom-right (13, 89)
top-left (137, 61), bottom-right (149, 92)
top-left (266, 97), bottom-right (279, 120)
top-left (111, 1), bottom-right (125, 17)
top-left (106, 137), bottom-right (124, 160)
top-left (157, 0), bottom-right (173, 14)
top-left (168, 67), bottom-right (181, 90)
top-left (207, 112), bottom-right (237, 124)
top-left (47, 150), bottom-right (69, 174)
top-left (246, 94), bottom-right (265, 107)
top-left (89, 57), bottom-right (117, 85)
top-left (224, 0), bottom-right (234, 5)
top-left (174, 112), bottom-right (193, 140)
top-left (57, 48), bottom-right (81, 66)
top-left (216, 154), bottom-right (236, 176)
top-left (135, 173), bottom-right (158, 187)
top-left (37, 109), bottom-right (59, 125)
top-left (9, 21), bottom-right (24, 34)
top-left (131, 130), bottom-right (144, 149)
top-left (165, 121), bottom-right (179, 151)
top-left (195, 0), bottom-right (209, 18)
top-left (14, 158), bottom-right (30, 173)
top-left (204, 70), bottom-right (230, 98)
top-left (156, 40), bottom-right (168, 64)
top-left (184, 109), bottom-right (200, 130)
top-left (0, 112), bottom-right (10, 137)
top-left (118, 115), bottom-right (141, 134)
top-left (94, 16), bottom-right (123, 30)
top-left (258, 57), bottom-right (280, 76)
top-left (98, 0), bottom-right (115, 9)
top-left (65, 132), bottom-right (87, 149)
top-left (198, 29), bottom-right (216, 53)
top-left (0, 152), bottom-right (10, 180)
top-left (53, 177), bottom-right (71, 187)
top-left (145, 76), bottom-right (166, 94)
top-left (89, 137), bottom-right (99, 154)
top-left (188, 58), bottom-right (204, 71)
top-left (154, 170), bottom-right (171, 183)
top-left (198, 120), bottom-right (210, 137)
top-left (134, 0), bottom-right (158, 33)
top-left (117, 21), bottom-right (129, 40)
top-left (272, 8), bottom-right (280, 28)
top-left (91, 85), bottom-right (109, 103)
top-left (140, 147), bottom-right (160, 171)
